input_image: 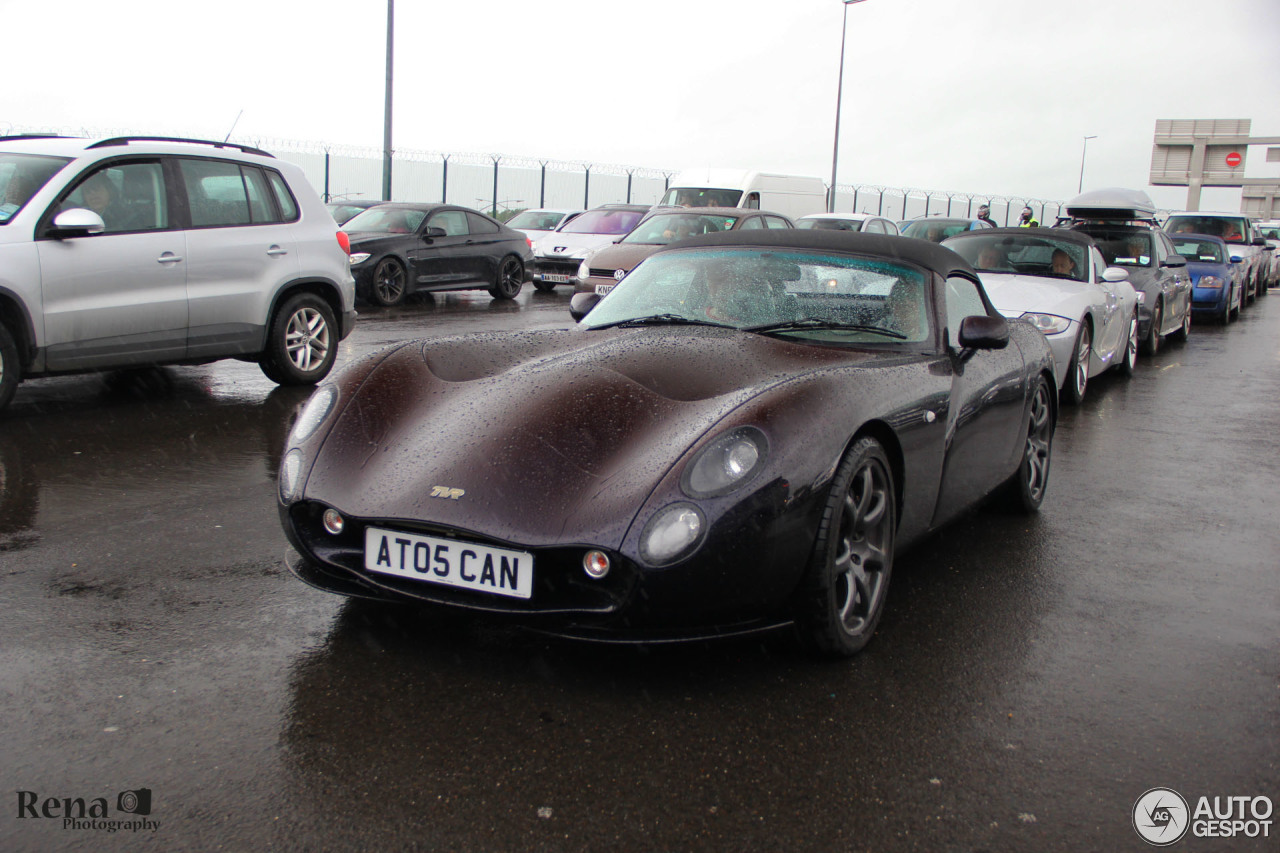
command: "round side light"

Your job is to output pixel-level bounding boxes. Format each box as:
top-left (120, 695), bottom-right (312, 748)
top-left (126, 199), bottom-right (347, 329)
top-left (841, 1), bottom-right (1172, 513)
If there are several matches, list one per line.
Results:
top-left (322, 509), bottom-right (345, 535)
top-left (583, 550), bottom-right (611, 579)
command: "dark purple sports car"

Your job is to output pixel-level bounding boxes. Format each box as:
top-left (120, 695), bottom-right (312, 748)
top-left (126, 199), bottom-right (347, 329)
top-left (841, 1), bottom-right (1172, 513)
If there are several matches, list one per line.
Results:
top-left (278, 231), bottom-right (1056, 657)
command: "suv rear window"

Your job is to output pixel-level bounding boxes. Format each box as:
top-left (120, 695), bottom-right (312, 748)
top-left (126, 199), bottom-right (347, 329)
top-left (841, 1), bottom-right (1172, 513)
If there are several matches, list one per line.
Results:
top-left (0, 153), bottom-right (71, 224)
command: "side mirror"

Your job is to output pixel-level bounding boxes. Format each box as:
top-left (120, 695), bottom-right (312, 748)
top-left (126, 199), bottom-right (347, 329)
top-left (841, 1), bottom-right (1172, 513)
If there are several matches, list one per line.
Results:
top-left (1252, 236), bottom-right (1266, 247)
top-left (1230, 255), bottom-right (1243, 264)
top-left (1160, 255), bottom-right (1187, 268)
top-left (1102, 266), bottom-right (1130, 282)
top-left (569, 292), bottom-right (601, 322)
top-left (957, 315), bottom-right (1009, 350)
top-left (424, 226), bottom-right (447, 239)
top-left (49, 208), bottom-right (106, 238)
top-left (1261, 244), bottom-right (1275, 252)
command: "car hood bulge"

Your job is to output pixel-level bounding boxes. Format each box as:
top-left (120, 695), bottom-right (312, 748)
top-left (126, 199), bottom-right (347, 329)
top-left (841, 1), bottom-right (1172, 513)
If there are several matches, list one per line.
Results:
top-left (587, 243), bottom-right (659, 273)
top-left (537, 233), bottom-right (619, 256)
top-left (977, 272), bottom-right (1088, 320)
top-left (303, 328), bottom-right (871, 549)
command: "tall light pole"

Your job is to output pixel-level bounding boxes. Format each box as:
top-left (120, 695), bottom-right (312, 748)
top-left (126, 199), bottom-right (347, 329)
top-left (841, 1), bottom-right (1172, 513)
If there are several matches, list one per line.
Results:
top-left (828, 0), bottom-right (867, 212)
top-left (381, 0), bottom-right (394, 201)
top-left (1077, 135), bottom-right (1097, 194)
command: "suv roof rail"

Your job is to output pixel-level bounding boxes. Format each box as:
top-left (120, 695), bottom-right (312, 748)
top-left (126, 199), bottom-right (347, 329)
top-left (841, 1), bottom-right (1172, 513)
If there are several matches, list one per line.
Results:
top-left (85, 136), bottom-right (275, 158)
top-left (0, 133), bottom-right (76, 141)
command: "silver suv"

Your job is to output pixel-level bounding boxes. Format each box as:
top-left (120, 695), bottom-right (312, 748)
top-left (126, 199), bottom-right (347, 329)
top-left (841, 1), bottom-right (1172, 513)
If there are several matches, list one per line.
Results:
top-left (0, 135), bottom-right (357, 413)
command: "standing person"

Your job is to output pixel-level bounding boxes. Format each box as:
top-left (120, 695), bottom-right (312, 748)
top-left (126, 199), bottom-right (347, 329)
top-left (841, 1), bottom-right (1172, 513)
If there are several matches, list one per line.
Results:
top-left (976, 203), bottom-right (997, 228)
top-left (1018, 206), bottom-right (1040, 228)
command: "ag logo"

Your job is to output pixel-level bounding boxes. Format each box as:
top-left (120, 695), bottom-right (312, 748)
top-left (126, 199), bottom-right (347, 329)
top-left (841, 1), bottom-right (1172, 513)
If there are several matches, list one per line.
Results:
top-left (1133, 787), bottom-right (1190, 846)
top-left (430, 485), bottom-right (465, 500)
top-left (614, 269), bottom-right (626, 281)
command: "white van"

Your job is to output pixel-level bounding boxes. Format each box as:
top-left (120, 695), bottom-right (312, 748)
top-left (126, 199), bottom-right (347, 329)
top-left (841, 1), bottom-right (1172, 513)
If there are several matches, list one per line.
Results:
top-left (658, 169), bottom-right (827, 219)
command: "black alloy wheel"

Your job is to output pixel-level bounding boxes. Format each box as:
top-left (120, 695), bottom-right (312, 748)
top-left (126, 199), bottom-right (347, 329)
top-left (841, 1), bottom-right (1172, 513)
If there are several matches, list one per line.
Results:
top-left (1117, 312), bottom-right (1138, 377)
top-left (1005, 376), bottom-right (1054, 513)
top-left (489, 256), bottom-right (524, 299)
top-left (0, 322), bottom-right (20, 414)
top-left (260, 293), bottom-right (338, 386)
top-left (371, 258), bottom-right (408, 307)
top-left (1141, 300), bottom-right (1162, 356)
top-left (794, 437), bottom-right (896, 657)
top-left (1063, 321), bottom-right (1091, 405)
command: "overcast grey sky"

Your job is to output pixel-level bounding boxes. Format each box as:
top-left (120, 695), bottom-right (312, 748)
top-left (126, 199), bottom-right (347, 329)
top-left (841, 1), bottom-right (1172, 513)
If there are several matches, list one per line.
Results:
top-left (5, 0), bottom-right (1279, 210)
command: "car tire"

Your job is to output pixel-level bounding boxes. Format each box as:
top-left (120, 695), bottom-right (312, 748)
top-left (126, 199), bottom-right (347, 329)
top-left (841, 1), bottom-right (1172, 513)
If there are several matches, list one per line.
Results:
top-left (0, 322), bottom-right (21, 414)
top-left (1062, 321), bottom-right (1091, 406)
top-left (259, 293), bottom-right (338, 386)
top-left (370, 258), bottom-right (408, 307)
top-left (1003, 375), bottom-right (1054, 513)
top-left (533, 280), bottom-right (557, 293)
top-left (1117, 312), bottom-right (1138, 378)
top-left (489, 256), bottom-right (524, 300)
top-left (1170, 303), bottom-right (1191, 343)
top-left (1140, 300), bottom-right (1161, 356)
top-left (793, 436), bottom-right (896, 658)
top-left (1221, 295), bottom-right (1233, 325)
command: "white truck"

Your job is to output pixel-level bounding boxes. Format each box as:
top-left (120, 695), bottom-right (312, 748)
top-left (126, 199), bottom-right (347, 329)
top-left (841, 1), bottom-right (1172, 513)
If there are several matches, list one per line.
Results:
top-left (657, 169), bottom-right (828, 220)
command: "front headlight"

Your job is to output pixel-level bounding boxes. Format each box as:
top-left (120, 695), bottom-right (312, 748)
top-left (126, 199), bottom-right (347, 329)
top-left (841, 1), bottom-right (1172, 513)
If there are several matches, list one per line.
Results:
top-left (1019, 313), bottom-right (1073, 336)
top-left (349, 252), bottom-right (371, 265)
top-left (577, 259), bottom-right (590, 281)
top-left (289, 385), bottom-right (338, 445)
top-left (682, 427), bottom-right (768, 498)
top-left (639, 503), bottom-right (706, 566)
top-left (1197, 275), bottom-right (1223, 289)
top-left (280, 449), bottom-right (305, 504)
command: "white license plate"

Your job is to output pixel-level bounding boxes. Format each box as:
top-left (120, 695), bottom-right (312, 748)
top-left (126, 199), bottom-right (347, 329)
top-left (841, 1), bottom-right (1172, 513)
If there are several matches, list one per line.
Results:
top-left (594, 284), bottom-right (615, 296)
top-left (542, 273), bottom-right (571, 283)
top-left (364, 526), bottom-right (534, 599)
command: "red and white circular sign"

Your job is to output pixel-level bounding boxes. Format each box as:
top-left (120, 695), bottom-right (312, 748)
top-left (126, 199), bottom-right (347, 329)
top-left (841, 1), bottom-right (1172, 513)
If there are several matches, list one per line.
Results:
top-left (1225, 152), bottom-right (1243, 168)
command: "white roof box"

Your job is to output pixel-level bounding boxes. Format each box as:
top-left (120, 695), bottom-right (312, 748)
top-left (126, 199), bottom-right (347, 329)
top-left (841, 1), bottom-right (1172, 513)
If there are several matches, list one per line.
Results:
top-left (1065, 187), bottom-right (1157, 220)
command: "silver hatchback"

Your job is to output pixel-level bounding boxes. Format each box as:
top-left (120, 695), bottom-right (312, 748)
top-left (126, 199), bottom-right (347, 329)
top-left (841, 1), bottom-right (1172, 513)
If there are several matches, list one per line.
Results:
top-left (0, 135), bottom-right (357, 413)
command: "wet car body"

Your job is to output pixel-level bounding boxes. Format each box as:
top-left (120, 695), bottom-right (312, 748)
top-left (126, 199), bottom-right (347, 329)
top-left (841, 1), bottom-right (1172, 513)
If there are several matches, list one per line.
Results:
top-left (342, 203), bottom-right (532, 306)
top-left (573, 207), bottom-right (794, 296)
top-left (942, 228), bottom-right (1139, 405)
top-left (1171, 233), bottom-right (1244, 323)
top-left (279, 231), bottom-right (1056, 656)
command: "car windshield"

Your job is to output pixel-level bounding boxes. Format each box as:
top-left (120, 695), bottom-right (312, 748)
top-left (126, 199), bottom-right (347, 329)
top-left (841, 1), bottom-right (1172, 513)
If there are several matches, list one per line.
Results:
top-left (1078, 228), bottom-right (1153, 267)
top-left (945, 233), bottom-right (1087, 282)
top-left (342, 206), bottom-right (426, 234)
top-left (657, 188), bottom-right (744, 208)
top-left (900, 219), bottom-right (982, 241)
top-left (623, 213), bottom-right (740, 245)
top-left (797, 218), bottom-right (864, 231)
top-left (0, 153), bottom-right (72, 224)
top-left (558, 208), bottom-right (646, 235)
top-left (1165, 215), bottom-right (1249, 243)
top-left (507, 210), bottom-right (567, 230)
top-left (1171, 237), bottom-right (1225, 263)
top-left (582, 247), bottom-right (930, 343)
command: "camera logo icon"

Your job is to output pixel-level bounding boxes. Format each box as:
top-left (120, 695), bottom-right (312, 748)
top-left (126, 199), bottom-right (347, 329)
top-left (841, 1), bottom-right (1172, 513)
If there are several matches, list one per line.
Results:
top-left (117, 788), bottom-right (152, 816)
top-left (1133, 787), bottom-right (1189, 846)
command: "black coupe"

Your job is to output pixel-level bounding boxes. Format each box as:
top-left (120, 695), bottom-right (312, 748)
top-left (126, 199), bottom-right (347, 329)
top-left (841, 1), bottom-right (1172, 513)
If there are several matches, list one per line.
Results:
top-left (279, 231), bottom-right (1056, 657)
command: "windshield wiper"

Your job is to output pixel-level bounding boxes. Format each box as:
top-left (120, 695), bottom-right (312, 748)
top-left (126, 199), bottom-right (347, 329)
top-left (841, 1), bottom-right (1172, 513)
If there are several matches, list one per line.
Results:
top-left (593, 313), bottom-right (733, 330)
top-left (745, 318), bottom-right (908, 339)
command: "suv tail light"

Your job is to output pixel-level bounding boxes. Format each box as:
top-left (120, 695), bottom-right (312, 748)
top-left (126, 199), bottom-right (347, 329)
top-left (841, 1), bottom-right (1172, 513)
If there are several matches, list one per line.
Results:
top-left (336, 230), bottom-right (350, 254)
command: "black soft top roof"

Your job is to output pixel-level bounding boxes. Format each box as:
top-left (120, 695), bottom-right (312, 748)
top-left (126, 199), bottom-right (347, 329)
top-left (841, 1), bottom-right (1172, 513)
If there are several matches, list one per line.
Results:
top-left (944, 226), bottom-right (1100, 249)
top-left (656, 230), bottom-right (977, 279)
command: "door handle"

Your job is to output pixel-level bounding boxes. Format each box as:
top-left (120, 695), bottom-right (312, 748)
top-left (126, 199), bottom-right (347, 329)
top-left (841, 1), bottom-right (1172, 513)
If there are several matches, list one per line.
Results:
top-left (157, 253), bottom-right (183, 265)
top-left (266, 245), bottom-right (289, 257)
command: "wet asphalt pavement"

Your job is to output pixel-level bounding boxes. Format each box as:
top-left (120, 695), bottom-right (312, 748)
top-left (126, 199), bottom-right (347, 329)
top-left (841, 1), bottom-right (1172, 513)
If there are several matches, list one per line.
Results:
top-left (2, 287), bottom-right (1277, 852)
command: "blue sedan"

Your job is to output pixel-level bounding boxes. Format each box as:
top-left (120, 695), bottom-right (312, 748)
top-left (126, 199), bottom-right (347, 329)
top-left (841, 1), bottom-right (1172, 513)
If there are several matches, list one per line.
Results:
top-left (1170, 233), bottom-right (1243, 323)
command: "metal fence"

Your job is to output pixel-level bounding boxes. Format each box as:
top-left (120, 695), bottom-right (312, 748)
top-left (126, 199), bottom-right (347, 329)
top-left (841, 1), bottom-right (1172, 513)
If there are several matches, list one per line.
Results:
top-left (3, 124), bottom-right (1066, 224)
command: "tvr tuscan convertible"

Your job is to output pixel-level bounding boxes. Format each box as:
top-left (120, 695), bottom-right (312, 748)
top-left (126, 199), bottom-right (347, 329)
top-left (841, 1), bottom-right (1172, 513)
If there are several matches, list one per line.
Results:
top-left (278, 231), bottom-right (1057, 657)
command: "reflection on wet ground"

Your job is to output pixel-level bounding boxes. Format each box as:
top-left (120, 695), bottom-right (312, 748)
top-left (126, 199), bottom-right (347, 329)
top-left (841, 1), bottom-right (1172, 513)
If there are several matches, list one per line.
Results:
top-left (1, 292), bottom-right (1276, 851)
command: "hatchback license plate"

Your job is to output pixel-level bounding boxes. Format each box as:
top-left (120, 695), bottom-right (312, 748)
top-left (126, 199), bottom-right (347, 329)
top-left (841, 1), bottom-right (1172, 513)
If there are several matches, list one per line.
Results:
top-left (594, 284), bottom-right (614, 296)
top-left (542, 273), bottom-right (571, 283)
top-left (364, 527), bottom-right (534, 599)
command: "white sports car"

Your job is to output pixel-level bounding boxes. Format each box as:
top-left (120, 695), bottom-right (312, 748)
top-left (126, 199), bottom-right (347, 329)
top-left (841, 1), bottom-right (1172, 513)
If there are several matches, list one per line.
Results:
top-left (942, 228), bottom-right (1140, 405)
